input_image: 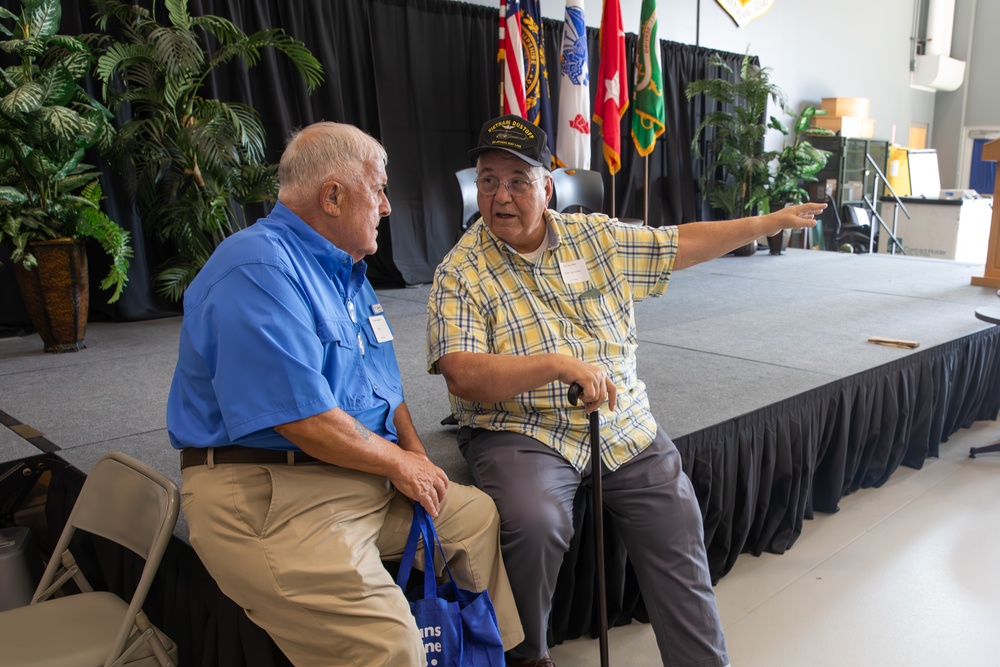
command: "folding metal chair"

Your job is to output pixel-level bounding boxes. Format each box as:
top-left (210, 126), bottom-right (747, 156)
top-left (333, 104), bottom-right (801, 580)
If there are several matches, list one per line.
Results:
top-left (0, 452), bottom-right (180, 666)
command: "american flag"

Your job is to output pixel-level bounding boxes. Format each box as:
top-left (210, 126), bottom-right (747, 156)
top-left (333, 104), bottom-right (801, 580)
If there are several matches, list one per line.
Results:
top-left (500, 0), bottom-right (526, 117)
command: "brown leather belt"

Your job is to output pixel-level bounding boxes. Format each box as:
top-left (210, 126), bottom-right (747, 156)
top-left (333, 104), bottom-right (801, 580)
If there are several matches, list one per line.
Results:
top-left (179, 446), bottom-right (319, 469)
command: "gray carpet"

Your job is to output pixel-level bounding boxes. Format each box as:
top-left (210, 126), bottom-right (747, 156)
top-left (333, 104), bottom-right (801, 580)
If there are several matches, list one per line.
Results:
top-left (2, 249), bottom-right (998, 543)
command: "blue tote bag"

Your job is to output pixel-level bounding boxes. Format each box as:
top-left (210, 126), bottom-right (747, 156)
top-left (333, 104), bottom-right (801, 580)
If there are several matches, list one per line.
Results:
top-left (395, 503), bottom-right (505, 667)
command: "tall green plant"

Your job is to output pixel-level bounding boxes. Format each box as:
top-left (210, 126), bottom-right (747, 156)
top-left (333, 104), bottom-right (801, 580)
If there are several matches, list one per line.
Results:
top-left (0, 0), bottom-right (131, 302)
top-left (686, 51), bottom-right (831, 219)
top-left (90, 0), bottom-right (324, 301)
top-left (686, 51), bottom-right (777, 220)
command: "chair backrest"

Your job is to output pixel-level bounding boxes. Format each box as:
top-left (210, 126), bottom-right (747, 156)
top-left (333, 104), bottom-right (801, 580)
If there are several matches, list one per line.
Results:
top-left (67, 452), bottom-right (178, 562)
top-left (841, 205), bottom-right (871, 230)
top-left (34, 452), bottom-right (179, 664)
top-left (455, 167), bottom-right (480, 230)
top-left (550, 167), bottom-right (604, 214)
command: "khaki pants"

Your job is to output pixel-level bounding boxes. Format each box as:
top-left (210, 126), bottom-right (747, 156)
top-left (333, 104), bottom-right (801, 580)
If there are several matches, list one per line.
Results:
top-left (181, 461), bottom-right (523, 666)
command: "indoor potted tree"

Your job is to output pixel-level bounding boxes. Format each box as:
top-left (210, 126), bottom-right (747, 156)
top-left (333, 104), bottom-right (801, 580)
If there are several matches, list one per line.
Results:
top-left (90, 0), bottom-right (324, 301)
top-left (687, 51), bottom-right (775, 255)
top-left (0, 0), bottom-right (132, 352)
top-left (686, 51), bottom-right (831, 255)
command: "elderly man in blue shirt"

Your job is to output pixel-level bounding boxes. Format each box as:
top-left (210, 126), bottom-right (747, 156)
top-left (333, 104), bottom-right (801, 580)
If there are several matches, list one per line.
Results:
top-left (167, 121), bottom-right (522, 666)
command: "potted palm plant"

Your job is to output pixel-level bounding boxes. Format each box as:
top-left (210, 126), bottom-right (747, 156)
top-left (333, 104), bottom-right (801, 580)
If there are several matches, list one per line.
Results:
top-left (0, 0), bottom-right (132, 352)
top-left (686, 51), bottom-right (831, 255)
top-left (687, 51), bottom-right (775, 255)
top-left (90, 0), bottom-right (323, 301)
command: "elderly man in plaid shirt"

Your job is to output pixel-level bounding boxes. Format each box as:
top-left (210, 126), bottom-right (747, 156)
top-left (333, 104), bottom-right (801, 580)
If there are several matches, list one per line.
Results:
top-left (426, 115), bottom-right (824, 667)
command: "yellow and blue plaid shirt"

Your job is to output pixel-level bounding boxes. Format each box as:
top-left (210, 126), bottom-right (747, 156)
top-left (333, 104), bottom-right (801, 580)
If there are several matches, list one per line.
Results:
top-left (426, 210), bottom-right (678, 473)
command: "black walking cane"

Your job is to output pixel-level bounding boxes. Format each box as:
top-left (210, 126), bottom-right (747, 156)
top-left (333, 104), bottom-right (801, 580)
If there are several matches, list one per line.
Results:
top-left (568, 383), bottom-right (610, 667)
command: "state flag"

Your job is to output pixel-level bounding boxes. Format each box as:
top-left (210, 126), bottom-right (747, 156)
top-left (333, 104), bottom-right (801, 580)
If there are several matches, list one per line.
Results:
top-left (520, 0), bottom-right (556, 164)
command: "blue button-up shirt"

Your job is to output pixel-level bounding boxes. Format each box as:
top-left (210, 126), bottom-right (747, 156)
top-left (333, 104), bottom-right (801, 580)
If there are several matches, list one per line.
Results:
top-left (167, 202), bottom-right (402, 451)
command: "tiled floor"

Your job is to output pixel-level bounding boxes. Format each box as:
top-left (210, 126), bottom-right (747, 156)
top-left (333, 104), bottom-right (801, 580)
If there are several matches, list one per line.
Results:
top-left (549, 418), bottom-right (1000, 667)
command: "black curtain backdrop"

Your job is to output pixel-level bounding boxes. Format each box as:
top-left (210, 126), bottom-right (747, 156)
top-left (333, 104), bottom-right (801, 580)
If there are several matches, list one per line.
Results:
top-left (0, 0), bottom-right (744, 324)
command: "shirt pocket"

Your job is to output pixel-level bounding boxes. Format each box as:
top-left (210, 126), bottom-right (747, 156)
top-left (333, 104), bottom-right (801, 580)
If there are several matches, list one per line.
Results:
top-left (567, 291), bottom-right (628, 345)
top-left (316, 319), bottom-right (357, 353)
top-left (315, 319), bottom-right (369, 410)
top-left (361, 322), bottom-right (403, 394)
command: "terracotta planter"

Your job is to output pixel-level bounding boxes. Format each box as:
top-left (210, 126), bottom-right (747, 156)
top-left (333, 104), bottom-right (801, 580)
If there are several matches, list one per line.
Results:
top-left (13, 238), bottom-right (89, 353)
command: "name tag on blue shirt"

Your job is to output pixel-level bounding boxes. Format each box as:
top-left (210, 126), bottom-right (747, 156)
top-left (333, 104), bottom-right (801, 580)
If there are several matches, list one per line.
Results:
top-left (369, 315), bottom-right (393, 343)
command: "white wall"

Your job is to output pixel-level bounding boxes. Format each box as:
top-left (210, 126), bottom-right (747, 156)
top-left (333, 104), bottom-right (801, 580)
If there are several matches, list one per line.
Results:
top-left (934, 0), bottom-right (1000, 188)
top-left (460, 0), bottom-right (999, 186)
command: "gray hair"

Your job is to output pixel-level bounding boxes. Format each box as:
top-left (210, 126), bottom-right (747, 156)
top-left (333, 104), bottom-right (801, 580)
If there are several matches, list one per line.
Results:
top-left (278, 122), bottom-right (387, 204)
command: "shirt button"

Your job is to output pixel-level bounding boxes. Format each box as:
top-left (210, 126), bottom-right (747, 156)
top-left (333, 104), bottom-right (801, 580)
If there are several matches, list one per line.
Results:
top-left (373, 383), bottom-right (379, 390)
top-left (347, 301), bottom-right (357, 323)
top-left (357, 332), bottom-right (365, 355)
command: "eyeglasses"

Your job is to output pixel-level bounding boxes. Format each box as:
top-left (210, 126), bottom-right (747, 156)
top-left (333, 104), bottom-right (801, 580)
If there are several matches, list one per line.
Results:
top-left (475, 175), bottom-right (544, 197)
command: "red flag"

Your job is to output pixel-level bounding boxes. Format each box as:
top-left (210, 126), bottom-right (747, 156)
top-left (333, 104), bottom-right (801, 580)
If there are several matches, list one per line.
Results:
top-left (593, 0), bottom-right (628, 174)
top-left (499, 0), bottom-right (526, 117)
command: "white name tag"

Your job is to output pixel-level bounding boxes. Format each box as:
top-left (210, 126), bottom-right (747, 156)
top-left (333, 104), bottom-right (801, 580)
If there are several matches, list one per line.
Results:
top-left (558, 259), bottom-right (590, 285)
top-left (368, 315), bottom-right (394, 343)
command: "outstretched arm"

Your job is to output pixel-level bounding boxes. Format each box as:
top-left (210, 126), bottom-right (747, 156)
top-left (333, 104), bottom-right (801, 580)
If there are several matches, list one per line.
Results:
top-left (674, 202), bottom-right (825, 270)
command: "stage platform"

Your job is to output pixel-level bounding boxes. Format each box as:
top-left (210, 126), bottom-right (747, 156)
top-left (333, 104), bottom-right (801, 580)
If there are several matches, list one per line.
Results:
top-left (3, 249), bottom-right (1000, 666)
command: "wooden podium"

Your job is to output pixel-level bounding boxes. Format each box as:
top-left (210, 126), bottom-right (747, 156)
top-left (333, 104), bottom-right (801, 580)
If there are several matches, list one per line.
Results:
top-left (972, 138), bottom-right (1000, 287)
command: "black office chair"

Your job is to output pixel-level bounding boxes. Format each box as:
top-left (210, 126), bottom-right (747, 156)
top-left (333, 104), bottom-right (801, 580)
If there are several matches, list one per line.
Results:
top-left (455, 167), bottom-right (480, 231)
top-left (550, 167), bottom-right (604, 214)
top-left (838, 202), bottom-right (873, 253)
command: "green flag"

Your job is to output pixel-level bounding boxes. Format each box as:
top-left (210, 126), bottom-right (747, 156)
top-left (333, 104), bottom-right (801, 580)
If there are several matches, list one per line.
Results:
top-left (631, 0), bottom-right (665, 157)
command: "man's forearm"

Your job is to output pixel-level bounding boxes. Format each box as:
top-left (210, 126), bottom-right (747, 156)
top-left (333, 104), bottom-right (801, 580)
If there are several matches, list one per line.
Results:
top-left (275, 407), bottom-right (406, 478)
top-left (674, 203), bottom-right (823, 270)
top-left (438, 351), bottom-right (563, 404)
top-left (393, 402), bottom-right (429, 458)
top-left (674, 218), bottom-right (765, 269)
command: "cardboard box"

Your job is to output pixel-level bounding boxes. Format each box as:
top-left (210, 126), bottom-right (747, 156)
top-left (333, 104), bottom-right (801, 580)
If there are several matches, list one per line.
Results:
top-left (807, 178), bottom-right (836, 202)
top-left (812, 115), bottom-right (875, 139)
top-left (821, 97), bottom-right (870, 118)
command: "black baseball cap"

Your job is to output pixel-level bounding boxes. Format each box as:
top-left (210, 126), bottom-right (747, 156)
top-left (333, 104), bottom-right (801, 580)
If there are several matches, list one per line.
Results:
top-left (469, 115), bottom-right (552, 169)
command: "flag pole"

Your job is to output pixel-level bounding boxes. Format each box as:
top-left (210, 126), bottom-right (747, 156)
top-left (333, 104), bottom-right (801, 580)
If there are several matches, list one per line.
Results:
top-left (643, 155), bottom-right (649, 224)
top-left (610, 175), bottom-right (616, 218)
top-left (498, 1), bottom-right (505, 115)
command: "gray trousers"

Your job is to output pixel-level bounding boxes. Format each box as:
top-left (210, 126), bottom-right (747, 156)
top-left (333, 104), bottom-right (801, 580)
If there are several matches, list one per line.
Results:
top-left (459, 426), bottom-right (729, 667)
